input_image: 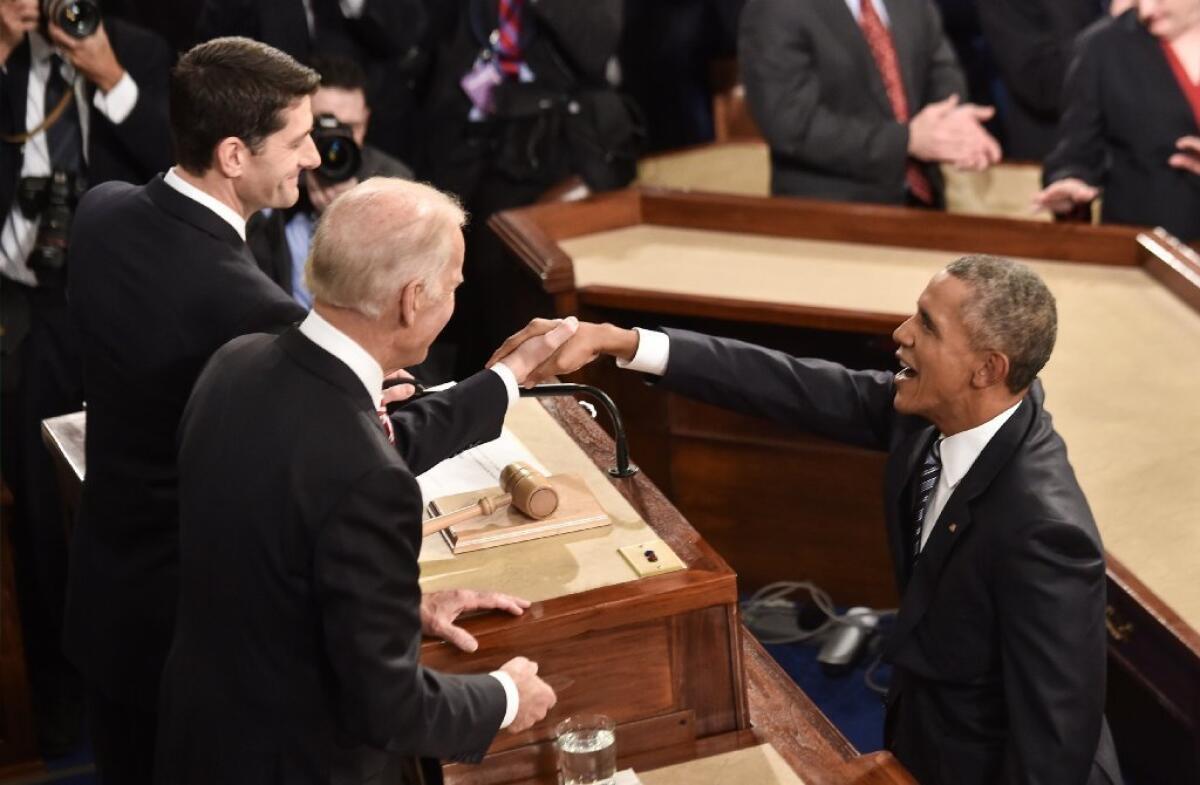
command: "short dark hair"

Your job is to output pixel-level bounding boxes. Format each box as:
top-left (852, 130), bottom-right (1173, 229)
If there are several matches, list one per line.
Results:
top-left (170, 37), bottom-right (320, 174)
top-left (945, 255), bottom-right (1057, 393)
top-left (310, 54), bottom-right (367, 93)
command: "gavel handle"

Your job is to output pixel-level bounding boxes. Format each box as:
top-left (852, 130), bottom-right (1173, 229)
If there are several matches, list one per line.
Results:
top-left (423, 493), bottom-right (513, 537)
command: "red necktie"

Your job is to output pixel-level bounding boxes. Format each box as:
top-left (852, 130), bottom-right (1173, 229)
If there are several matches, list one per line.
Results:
top-left (858, 1), bottom-right (934, 205)
top-left (496, 0), bottom-right (525, 78)
top-left (377, 399), bottom-right (395, 444)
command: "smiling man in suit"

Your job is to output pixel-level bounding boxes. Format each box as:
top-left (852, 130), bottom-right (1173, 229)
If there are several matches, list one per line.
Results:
top-left (495, 256), bottom-right (1123, 785)
top-left (739, 0), bottom-right (1001, 206)
top-left (157, 178), bottom-right (566, 785)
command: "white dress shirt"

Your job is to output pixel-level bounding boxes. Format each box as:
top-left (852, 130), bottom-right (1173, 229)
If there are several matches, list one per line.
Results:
top-left (163, 167), bottom-right (248, 241)
top-left (297, 309), bottom-right (521, 728)
top-left (0, 32), bottom-right (139, 284)
top-left (618, 328), bottom-right (1022, 552)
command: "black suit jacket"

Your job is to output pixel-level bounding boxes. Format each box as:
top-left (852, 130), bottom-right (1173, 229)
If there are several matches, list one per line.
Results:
top-left (738, 0), bottom-right (965, 205)
top-left (194, 0), bottom-right (424, 64)
top-left (156, 328), bottom-right (507, 784)
top-left (0, 20), bottom-right (173, 224)
top-left (1043, 11), bottom-right (1200, 241)
top-left (975, 0), bottom-right (1100, 161)
top-left (64, 175), bottom-right (306, 709)
top-left (657, 329), bottom-right (1122, 785)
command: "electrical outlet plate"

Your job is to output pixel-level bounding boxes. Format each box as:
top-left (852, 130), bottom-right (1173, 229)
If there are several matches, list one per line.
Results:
top-left (619, 539), bottom-right (685, 578)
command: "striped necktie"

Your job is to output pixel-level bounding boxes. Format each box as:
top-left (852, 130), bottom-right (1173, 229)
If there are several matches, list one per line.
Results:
top-left (496, 0), bottom-right (526, 78)
top-left (912, 437), bottom-right (942, 559)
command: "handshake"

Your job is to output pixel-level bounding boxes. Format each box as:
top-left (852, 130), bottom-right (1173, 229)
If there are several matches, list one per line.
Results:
top-left (488, 318), bottom-right (637, 386)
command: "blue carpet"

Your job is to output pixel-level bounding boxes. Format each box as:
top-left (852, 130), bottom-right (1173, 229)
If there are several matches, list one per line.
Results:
top-left (761, 637), bottom-right (890, 753)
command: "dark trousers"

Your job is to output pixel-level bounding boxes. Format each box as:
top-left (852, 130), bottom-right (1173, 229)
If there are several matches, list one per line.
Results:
top-left (87, 685), bottom-right (156, 785)
top-left (0, 280), bottom-right (84, 755)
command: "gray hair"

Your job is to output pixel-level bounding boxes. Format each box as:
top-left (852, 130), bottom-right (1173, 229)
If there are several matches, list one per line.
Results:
top-left (944, 255), bottom-right (1057, 393)
top-left (305, 178), bottom-right (467, 319)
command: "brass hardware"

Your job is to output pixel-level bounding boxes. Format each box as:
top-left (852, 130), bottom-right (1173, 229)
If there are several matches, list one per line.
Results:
top-left (1105, 605), bottom-right (1133, 643)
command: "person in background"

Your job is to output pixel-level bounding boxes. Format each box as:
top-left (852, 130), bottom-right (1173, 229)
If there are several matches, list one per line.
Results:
top-left (248, 53), bottom-right (411, 306)
top-left (1035, 0), bottom-right (1200, 241)
top-left (739, 0), bottom-right (1001, 207)
top-left (0, 0), bottom-right (171, 757)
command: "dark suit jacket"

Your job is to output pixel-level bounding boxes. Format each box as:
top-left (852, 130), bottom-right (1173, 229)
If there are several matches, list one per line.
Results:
top-left (0, 20), bottom-right (173, 235)
top-left (1043, 11), bottom-right (1200, 242)
top-left (156, 328), bottom-right (507, 784)
top-left (64, 175), bottom-right (306, 709)
top-left (193, 0), bottom-right (424, 63)
top-left (248, 144), bottom-right (413, 295)
top-left (657, 329), bottom-right (1122, 785)
top-left (975, 0), bottom-right (1100, 161)
top-left (738, 0), bottom-right (965, 205)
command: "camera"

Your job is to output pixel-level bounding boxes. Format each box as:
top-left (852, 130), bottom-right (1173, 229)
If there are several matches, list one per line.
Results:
top-left (43, 0), bottom-right (101, 39)
top-left (312, 114), bottom-right (361, 183)
top-left (18, 171), bottom-right (87, 288)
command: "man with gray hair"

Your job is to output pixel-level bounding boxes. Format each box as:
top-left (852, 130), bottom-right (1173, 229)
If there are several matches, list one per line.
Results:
top-left (494, 255), bottom-right (1123, 785)
top-left (156, 177), bottom-right (573, 784)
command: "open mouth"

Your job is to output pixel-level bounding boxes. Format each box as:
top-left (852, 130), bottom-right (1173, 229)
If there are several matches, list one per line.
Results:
top-left (895, 355), bottom-right (918, 382)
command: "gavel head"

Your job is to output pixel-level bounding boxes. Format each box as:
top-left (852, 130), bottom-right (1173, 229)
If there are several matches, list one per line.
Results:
top-left (499, 462), bottom-right (559, 519)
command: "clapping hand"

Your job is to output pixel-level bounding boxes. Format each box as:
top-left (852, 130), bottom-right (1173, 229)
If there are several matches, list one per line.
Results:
top-left (1031, 177), bottom-right (1100, 215)
top-left (908, 94), bottom-right (1002, 172)
top-left (1169, 136), bottom-right (1200, 176)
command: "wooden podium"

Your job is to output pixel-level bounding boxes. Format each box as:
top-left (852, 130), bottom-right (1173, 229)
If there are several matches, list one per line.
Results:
top-left (489, 187), bottom-right (1200, 785)
top-left (41, 397), bottom-right (914, 784)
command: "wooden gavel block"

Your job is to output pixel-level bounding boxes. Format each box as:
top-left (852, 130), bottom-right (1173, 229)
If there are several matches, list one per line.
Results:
top-left (423, 461), bottom-right (559, 538)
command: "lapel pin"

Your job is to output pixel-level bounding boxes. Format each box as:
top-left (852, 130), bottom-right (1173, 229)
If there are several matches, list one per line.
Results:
top-left (949, 523), bottom-right (958, 533)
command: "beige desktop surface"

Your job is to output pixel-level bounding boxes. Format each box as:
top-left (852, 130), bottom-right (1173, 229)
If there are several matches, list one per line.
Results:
top-left (638, 744), bottom-right (806, 785)
top-left (561, 225), bottom-right (1200, 630)
top-left (417, 399), bottom-right (682, 602)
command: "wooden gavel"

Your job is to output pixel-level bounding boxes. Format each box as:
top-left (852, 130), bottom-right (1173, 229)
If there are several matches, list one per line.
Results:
top-left (423, 462), bottom-right (559, 537)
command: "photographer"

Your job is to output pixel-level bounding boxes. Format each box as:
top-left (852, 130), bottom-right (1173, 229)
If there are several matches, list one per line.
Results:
top-left (248, 54), bottom-right (411, 308)
top-left (0, 0), bottom-right (170, 758)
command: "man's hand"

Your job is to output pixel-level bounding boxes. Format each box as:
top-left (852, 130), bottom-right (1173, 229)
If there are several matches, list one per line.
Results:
top-left (1031, 177), bottom-right (1100, 215)
top-left (420, 589), bottom-right (530, 653)
top-left (1169, 136), bottom-right (1200, 176)
top-left (0, 0), bottom-right (38, 66)
top-left (488, 319), bottom-right (638, 386)
top-left (380, 369), bottom-right (417, 405)
top-left (306, 171), bottom-right (358, 215)
top-left (48, 21), bottom-right (124, 93)
top-left (491, 316), bottom-right (579, 385)
top-left (908, 94), bottom-right (1002, 171)
top-left (498, 656), bottom-right (557, 733)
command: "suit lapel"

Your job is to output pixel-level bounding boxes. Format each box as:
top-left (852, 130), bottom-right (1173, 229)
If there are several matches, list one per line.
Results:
top-left (882, 0), bottom-right (920, 112)
top-left (145, 175), bottom-right (246, 247)
top-left (277, 326), bottom-right (376, 414)
top-left (1, 38), bottom-right (31, 137)
top-left (885, 397), bottom-right (1035, 657)
top-left (825, 0), bottom-right (893, 115)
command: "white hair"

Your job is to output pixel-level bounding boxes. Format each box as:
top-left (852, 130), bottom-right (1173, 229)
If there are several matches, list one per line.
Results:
top-left (305, 177), bottom-right (467, 319)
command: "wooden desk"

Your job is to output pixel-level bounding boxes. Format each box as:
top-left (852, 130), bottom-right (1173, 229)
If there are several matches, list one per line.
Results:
top-left (489, 188), bottom-right (1200, 785)
top-left (40, 398), bottom-right (912, 785)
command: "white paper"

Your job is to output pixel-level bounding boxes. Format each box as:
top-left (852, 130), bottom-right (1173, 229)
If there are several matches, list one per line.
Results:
top-left (416, 428), bottom-right (549, 508)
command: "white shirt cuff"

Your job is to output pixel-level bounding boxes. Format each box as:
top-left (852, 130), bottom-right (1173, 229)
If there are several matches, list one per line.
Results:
top-left (490, 363), bottom-right (520, 410)
top-left (92, 71), bottom-right (138, 125)
top-left (615, 327), bottom-right (669, 376)
top-left (489, 670), bottom-right (519, 729)
top-left (339, 0), bottom-right (366, 17)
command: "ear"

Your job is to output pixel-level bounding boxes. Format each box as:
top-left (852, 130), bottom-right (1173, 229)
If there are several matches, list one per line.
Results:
top-left (213, 137), bottom-right (248, 179)
top-left (973, 351), bottom-right (1010, 389)
top-left (398, 278), bottom-right (423, 328)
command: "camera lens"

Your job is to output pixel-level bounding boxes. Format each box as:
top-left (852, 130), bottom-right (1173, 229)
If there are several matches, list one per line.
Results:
top-left (312, 115), bottom-right (362, 183)
top-left (45, 0), bottom-right (101, 39)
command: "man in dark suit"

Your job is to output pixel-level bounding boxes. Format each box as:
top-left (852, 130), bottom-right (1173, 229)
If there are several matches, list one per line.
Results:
top-left (738, 0), bottom-right (1001, 206)
top-left (496, 256), bottom-right (1123, 785)
top-left (0, 0), bottom-right (171, 756)
top-left (158, 177), bottom-right (566, 784)
top-left (64, 37), bottom-right (321, 784)
top-left (975, 0), bottom-right (1102, 160)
